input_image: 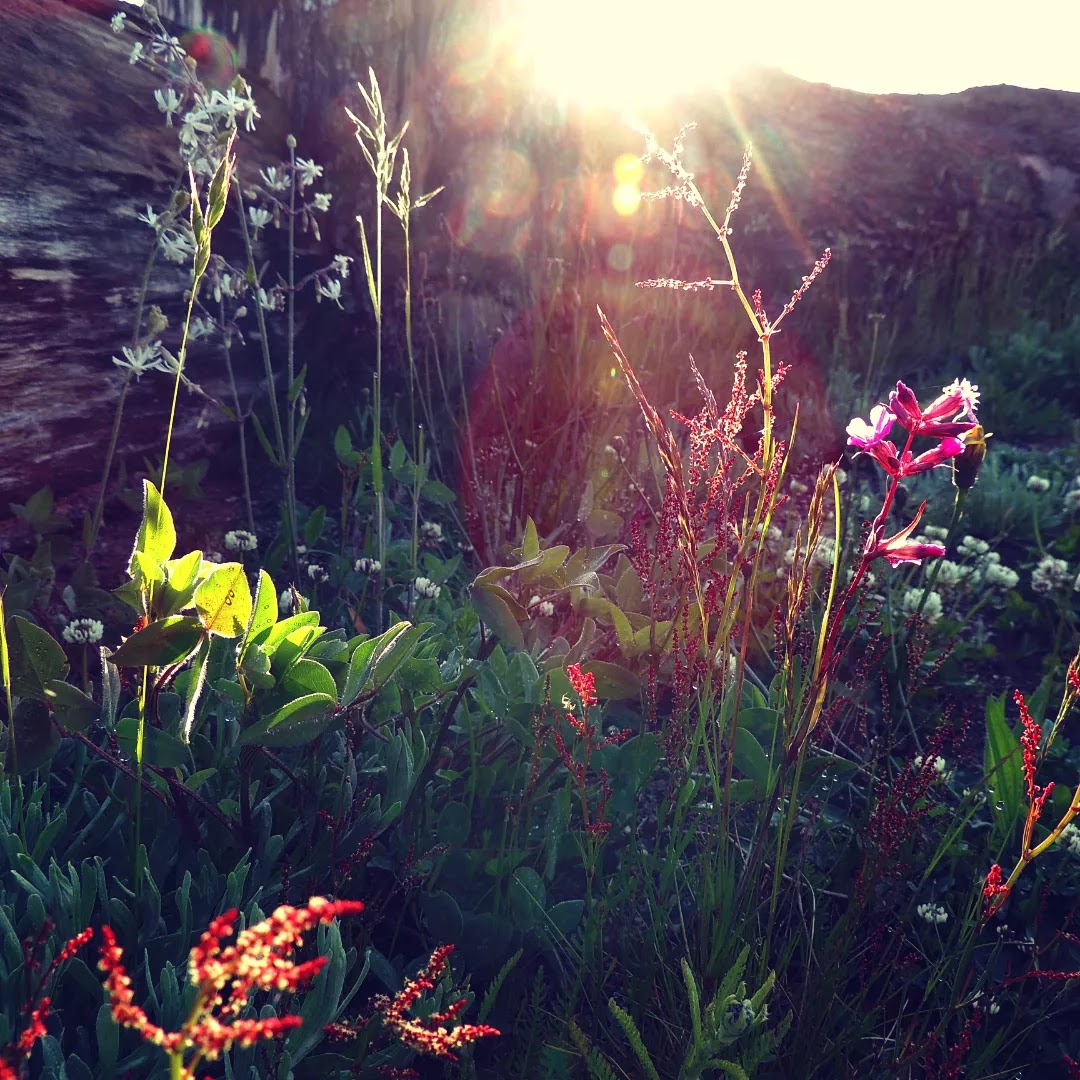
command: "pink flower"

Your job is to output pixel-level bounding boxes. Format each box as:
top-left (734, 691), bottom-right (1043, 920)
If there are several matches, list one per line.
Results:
top-left (866, 501), bottom-right (946, 567)
top-left (856, 434), bottom-right (966, 479)
top-left (846, 404), bottom-right (895, 450)
top-left (888, 379), bottom-right (979, 437)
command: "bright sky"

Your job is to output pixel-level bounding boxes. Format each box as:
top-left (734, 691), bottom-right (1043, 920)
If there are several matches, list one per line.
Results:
top-left (509, 0), bottom-right (1080, 103)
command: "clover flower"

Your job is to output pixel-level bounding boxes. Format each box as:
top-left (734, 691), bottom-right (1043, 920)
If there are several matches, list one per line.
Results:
top-left (916, 901), bottom-right (949, 925)
top-left (62, 618), bottom-right (104, 645)
top-left (1065, 487), bottom-right (1080, 514)
top-left (1032, 555), bottom-right (1071, 595)
top-left (1026, 475), bottom-right (1051, 493)
top-left (224, 529), bottom-right (257, 552)
top-left (414, 577), bottom-right (441, 600)
top-left (355, 557), bottom-right (381, 574)
top-left (957, 535), bottom-right (990, 558)
top-left (1059, 823), bottom-right (1080, 856)
top-left (420, 520), bottom-right (443, 545)
top-left (307, 564), bottom-right (329, 583)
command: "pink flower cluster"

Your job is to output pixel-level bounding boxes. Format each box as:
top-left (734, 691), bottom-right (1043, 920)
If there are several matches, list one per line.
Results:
top-left (847, 379), bottom-right (979, 568)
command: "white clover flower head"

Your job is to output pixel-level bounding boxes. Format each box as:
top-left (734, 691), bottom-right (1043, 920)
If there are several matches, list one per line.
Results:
top-left (248, 206), bottom-right (272, 230)
top-left (933, 560), bottom-right (967, 589)
top-left (420, 520), bottom-right (443, 544)
top-left (318, 279), bottom-right (343, 306)
top-left (307, 563), bottom-right (329, 583)
top-left (112, 341), bottom-right (165, 378)
top-left (312, 191), bottom-right (332, 212)
top-left (62, 618), bottom-right (104, 645)
top-left (1032, 555), bottom-right (1071, 595)
top-left (915, 754), bottom-right (948, 777)
top-left (414, 576), bottom-right (441, 599)
top-left (354, 557), bottom-right (381, 574)
top-left (295, 544), bottom-right (307, 556)
top-left (278, 589), bottom-right (293, 615)
top-left (916, 901), bottom-right (948, 925)
top-left (111, 12), bottom-right (127, 32)
top-left (1026, 475), bottom-right (1051, 494)
top-left (331, 254), bottom-right (353, 278)
top-left (1065, 487), bottom-right (1080, 514)
top-left (224, 529), bottom-right (258, 552)
top-left (295, 157), bottom-right (324, 188)
top-left (527, 595), bottom-right (542, 608)
top-left (538, 600), bottom-right (555, 617)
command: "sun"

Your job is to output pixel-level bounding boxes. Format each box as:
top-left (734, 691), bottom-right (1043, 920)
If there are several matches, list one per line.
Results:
top-left (505, 0), bottom-right (741, 112)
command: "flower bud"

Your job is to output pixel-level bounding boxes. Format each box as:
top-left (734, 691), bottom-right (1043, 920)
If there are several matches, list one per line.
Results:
top-left (952, 425), bottom-right (990, 490)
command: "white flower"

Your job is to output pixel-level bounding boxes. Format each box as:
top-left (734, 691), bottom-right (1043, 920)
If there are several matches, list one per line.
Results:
top-left (900, 588), bottom-right (943, 624)
top-left (915, 754), bottom-right (948, 776)
top-left (154, 87), bottom-right (183, 126)
top-left (112, 341), bottom-right (164, 378)
top-left (354, 557), bottom-right (381, 574)
top-left (537, 600), bottom-right (555, 617)
top-left (307, 564), bottom-right (329, 583)
top-left (128, 41), bottom-right (143, 64)
top-left (62, 618), bottom-right (104, 645)
top-left (151, 31), bottom-right (182, 59)
top-left (414, 576), bottom-right (441, 600)
top-left (260, 165), bottom-right (290, 192)
top-left (158, 229), bottom-right (196, 264)
top-left (957, 535), bottom-right (989, 558)
top-left (1059, 823), bottom-right (1080, 856)
top-left (256, 287), bottom-right (284, 312)
top-left (224, 529), bottom-right (258, 552)
top-left (923, 525), bottom-right (949, 541)
top-left (295, 157), bottom-right (324, 188)
top-left (984, 562), bottom-right (1019, 590)
top-left (933, 560), bottom-right (967, 589)
top-left (209, 86), bottom-right (259, 132)
top-left (312, 191), bottom-right (332, 212)
top-left (1026, 475), bottom-right (1051, 494)
top-left (318, 279), bottom-right (343, 307)
top-left (188, 316), bottom-right (215, 341)
top-left (204, 550), bottom-right (223, 563)
top-left (278, 589), bottom-right (293, 615)
top-left (1065, 488), bottom-right (1080, 514)
top-left (248, 206), bottom-right (272, 230)
top-left (420, 521), bottom-right (443, 544)
top-left (916, 901), bottom-right (948, 925)
top-left (1032, 555), bottom-right (1070, 595)
top-left (111, 12), bottom-right (127, 32)
top-left (331, 254), bottom-right (353, 278)
top-left (138, 204), bottom-right (162, 230)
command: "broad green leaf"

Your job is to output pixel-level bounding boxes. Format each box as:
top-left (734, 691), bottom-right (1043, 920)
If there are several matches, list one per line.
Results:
top-left (420, 479), bottom-right (455, 505)
top-left (304, 506), bottom-right (327, 546)
top-left (157, 550), bottom-right (203, 616)
top-left (8, 698), bottom-right (60, 772)
top-left (194, 563), bottom-right (252, 637)
top-left (370, 623), bottom-right (430, 693)
top-left (115, 715), bottom-right (191, 768)
top-left (43, 680), bottom-right (98, 732)
top-left (238, 692), bottom-right (337, 748)
top-left (241, 569), bottom-right (278, 660)
top-left (546, 899), bottom-right (584, 938)
top-left (582, 661), bottom-right (640, 700)
top-left (109, 616), bottom-right (204, 668)
top-left (128, 481), bottom-right (176, 578)
top-left (509, 867), bottom-right (546, 932)
top-left (733, 727), bottom-right (771, 790)
top-left (470, 584), bottom-right (525, 650)
top-left (985, 691), bottom-right (1023, 842)
top-left (4, 616), bottom-right (69, 697)
top-left (283, 658), bottom-right (338, 700)
top-left (256, 610), bottom-right (320, 652)
top-left (239, 644), bottom-right (275, 690)
top-left (521, 517), bottom-right (540, 561)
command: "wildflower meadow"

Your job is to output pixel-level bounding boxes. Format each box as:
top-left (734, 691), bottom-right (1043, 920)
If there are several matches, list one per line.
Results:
top-left (4, 5), bottom-right (1080, 1079)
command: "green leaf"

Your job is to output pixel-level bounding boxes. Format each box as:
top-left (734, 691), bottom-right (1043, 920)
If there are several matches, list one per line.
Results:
top-left (109, 616), bottom-right (204, 668)
top-left (283, 658), bottom-right (338, 700)
top-left (546, 899), bottom-right (584, 938)
top-left (43, 680), bottom-right (98, 732)
top-left (985, 691), bottom-right (1023, 842)
top-left (4, 616), bottom-right (69, 697)
top-left (128, 480), bottom-right (176, 579)
top-left (241, 570), bottom-right (278, 659)
top-left (304, 506), bottom-right (327, 547)
top-left (470, 584), bottom-right (525, 650)
top-left (288, 363), bottom-right (308, 403)
top-left (8, 698), bottom-right (60, 772)
top-left (582, 661), bottom-right (640, 700)
top-left (509, 866), bottom-right (546, 931)
top-left (157, 549), bottom-right (203, 616)
top-left (421, 890), bottom-right (463, 942)
top-left (733, 727), bottom-right (771, 791)
top-left (334, 425), bottom-right (363, 467)
top-left (420, 479), bottom-right (455, 505)
top-left (194, 563), bottom-right (252, 637)
top-left (521, 517), bottom-right (540, 561)
top-left (369, 622), bottom-right (430, 695)
top-left (115, 715), bottom-right (191, 768)
top-left (238, 692), bottom-right (337, 748)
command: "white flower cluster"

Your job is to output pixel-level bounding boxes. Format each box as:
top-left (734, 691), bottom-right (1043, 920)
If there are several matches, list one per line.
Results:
top-left (914, 754), bottom-right (947, 776)
top-left (414, 576), bottom-right (441, 600)
top-left (1058, 822), bottom-right (1080, 856)
top-left (1026, 475), bottom-right (1051, 493)
top-left (1032, 555), bottom-right (1071, 595)
top-left (957, 535), bottom-right (990, 558)
top-left (528, 595), bottom-right (555, 618)
top-left (900, 588), bottom-right (943, 625)
top-left (916, 901), bottom-right (949, 925)
top-left (111, 341), bottom-right (174, 379)
top-left (420, 521), bottom-right (444, 545)
top-left (355, 557), bottom-right (381, 574)
top-left (224, 529), bottom-right (258, 552)
top-left (1065, 484), bottom-right (1080, 514)
top-left (307, 564), bottom-right (329, 583)
top-left (62, 618), bottom-right (104, 645)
